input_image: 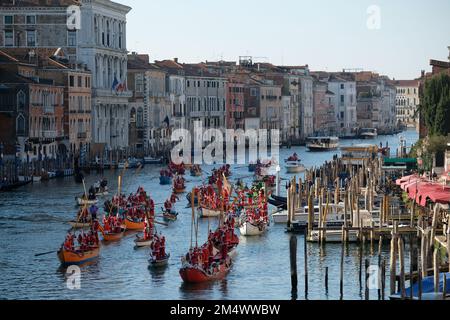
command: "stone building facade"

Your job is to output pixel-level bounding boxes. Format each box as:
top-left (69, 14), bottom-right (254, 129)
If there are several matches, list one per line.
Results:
top-left (78, 0), bottom-right (131, 153)
top-left (392, 79), bottom-right (420, 128)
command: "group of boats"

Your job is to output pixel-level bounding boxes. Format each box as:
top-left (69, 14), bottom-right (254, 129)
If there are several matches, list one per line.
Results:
top-left (117, 156), bottom-right (163, 169)
top-left (60, 185), bottom-right (175, 268)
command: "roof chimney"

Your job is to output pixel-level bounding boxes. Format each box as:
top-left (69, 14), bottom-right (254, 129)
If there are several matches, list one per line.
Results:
top-left (421, 70), bottom-right (425, 78)
top-left (174, 58), bottom-right (178, 63)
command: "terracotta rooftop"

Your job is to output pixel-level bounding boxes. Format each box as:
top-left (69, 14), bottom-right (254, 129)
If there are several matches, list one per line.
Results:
top-left (391, 79), bottom-right (420, 87)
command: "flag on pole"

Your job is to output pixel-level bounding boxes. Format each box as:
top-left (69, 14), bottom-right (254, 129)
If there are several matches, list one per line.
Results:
top-left (111, 77), bottom-right (119, 91)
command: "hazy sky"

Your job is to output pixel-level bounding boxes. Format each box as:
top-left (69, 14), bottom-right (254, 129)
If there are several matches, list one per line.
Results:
top-left (118, 0), bottom-right (450, 80)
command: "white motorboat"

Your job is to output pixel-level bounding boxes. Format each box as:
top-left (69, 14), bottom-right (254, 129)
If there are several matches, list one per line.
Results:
top-left (285, 161), bottom-right (306, 174)
top-left (307, 136), bottom-right (340, 152)
top-left (359, 128), bottom-right (378, 139)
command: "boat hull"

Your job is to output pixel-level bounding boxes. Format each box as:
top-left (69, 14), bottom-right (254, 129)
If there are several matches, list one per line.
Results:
top-left (190, 171), bottom-right (202, 177)
top-left (124, 218), bottom-right (145, 230)
top-left (57, 247), bottom-right (99, 266)
top-left (307, 145), bottom-right (339, 152)
top-left (200, 207), bottom-right (222, 218)
top-left (149, 254), bottom-right (170, 267)
top-left (102, 229), bottom-right (125, 241)
top-left (163, 213), bottom-right (178, 222)
top-left (76, 198), bottom-right (98, 206)
top-left (179, 263), bottom-right (230, 283)
top-left (69, 221), bottom-right (92, 229)
top-left (286, 166), bottom-right (305, 174)
top-left (285, 161), bottom-right (306, 174)
top-left (239, 221), bottom-right (267, 236)
top-left (134, 237), bottom-right (153, 247)
top-left (172, 187), bottom-right (186, 194)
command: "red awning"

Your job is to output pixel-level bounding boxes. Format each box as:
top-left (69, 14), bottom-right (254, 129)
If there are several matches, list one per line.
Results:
top-left (397, 173), bottom-right (450, 206)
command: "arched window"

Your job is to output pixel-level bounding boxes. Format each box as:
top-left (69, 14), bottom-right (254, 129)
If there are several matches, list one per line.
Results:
top-left (17, 90), bottom-right (26, 111)
top-left (130, 107), bottom-right (136, 123)
top-left (106, 20), bottom-right (110, 46)
top-left (16, 114), bottom-right (25, 136)
top-left (118, 23), bottom-right (122, 49)
top-left (137, 107), bottom-right (143, 128)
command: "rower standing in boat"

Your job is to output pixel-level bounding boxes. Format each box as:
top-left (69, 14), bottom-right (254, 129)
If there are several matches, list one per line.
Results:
top-left (89, 204), bottom-right (98, 221)
top-left (170, 193), bottom-right (179, 204)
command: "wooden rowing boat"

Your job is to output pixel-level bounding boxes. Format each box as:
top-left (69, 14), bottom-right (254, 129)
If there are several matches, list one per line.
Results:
top-left (124, 218), bottom-right (145, 230)
top-left (148, 253), bottom-right (170, 267)
top-left (76, 197), bottom-right (98, 206)
top-left (102, 228), bottom-right (125, 241)
top-left (199, 207), bottom-right (222, 218)
top-left (57, 246), bottom-right (99, 266)
top-left (163, 212), bottom-right (178, 222)
top-left (172, 187), bottom-right (186, 194)
top-left (179, 259), bottom-right (231, 283)
top-left (68, 220), bottom-right (92, 229)
top-left (239, 221), bottom-right (268, 236)
top-left (134, 235), bottom-right (153, 247)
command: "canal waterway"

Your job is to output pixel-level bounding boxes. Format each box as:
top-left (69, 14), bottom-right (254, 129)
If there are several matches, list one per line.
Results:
top-left (0, 130), bottom-right (419, 300)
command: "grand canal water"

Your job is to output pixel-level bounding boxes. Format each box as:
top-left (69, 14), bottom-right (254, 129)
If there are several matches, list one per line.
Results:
top-left (0, 130), bottom-right (419, 300)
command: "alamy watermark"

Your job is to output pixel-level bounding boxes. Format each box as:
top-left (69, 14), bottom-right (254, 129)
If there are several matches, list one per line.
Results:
top-left (367, 5), bottom-right (381, 30)
top-left (66, 265), bottom-right (81, 290)
top-left (170, 121), bottom-right (280, 166)
top-left (67, 5), bottom-right (81, 31)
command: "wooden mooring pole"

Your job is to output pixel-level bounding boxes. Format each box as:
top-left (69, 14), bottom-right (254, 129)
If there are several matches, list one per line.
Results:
top-left (365, 259), bottom-right (370, 300)
top-left (289, 235), bottom-right (298, 300)
top-left (304, 234), bottom-right (308, 299)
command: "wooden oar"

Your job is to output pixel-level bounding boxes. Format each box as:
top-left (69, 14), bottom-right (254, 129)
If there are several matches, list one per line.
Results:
top-left (35, 250), bottom-right (57, 257)
top-left (154, 220), bottom-right (169, 227)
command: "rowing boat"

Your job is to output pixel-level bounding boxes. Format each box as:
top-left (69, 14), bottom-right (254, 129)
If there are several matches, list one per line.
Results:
top-left (239, 221), bottom-right (268, 236)
top-left (68, 221), bottom-right (92, 229)
top-left (57, 246), bottom-right (99, 266)
top-left (76, 197), bottom-right (98, 206)
top-left (285, 161), bottom-right (306, 174)
top-left (124, 218), bottom-right (145, 230)
top-left (102, 228), bottom-right (125, 241)
top-left (134, 235), bottom-right (153, 247)
top-left (180, 258), bottom-right (232, 283)
top-left (199, 207), bottom-right (222, 218)
top-left (163, 212), bottom-right (178, 222)
top-left (172, 187), bottom-right (186, 194)
top-left (148, 253), bottom-right (170, 267)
